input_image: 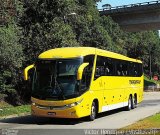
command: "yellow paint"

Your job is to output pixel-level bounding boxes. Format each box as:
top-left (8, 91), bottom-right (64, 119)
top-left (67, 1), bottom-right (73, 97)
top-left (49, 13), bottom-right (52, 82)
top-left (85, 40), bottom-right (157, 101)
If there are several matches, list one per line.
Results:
top-left (77, 63), bottom-right (89, 80)
top-left (38, 47), bottom-right (141, 63)
top-left (24, 64), bottom-right (34, 80)
top-left (25, 47), bottom-right (143, 118)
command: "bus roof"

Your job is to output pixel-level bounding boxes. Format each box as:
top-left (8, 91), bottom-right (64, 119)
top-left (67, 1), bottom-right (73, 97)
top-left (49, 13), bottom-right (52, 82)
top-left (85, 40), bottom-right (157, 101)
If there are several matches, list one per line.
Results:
top-left (38, 47), bottom-right (142, 63)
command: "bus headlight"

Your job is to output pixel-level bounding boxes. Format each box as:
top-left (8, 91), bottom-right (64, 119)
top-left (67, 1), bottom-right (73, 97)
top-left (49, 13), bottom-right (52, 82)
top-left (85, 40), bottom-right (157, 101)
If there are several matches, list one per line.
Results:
top-left (66, 98), bottom-right (83, 108)
top-left (31, 98), bottom-right (83, 110)
top-left (32, 102), bottom-right (36, 106)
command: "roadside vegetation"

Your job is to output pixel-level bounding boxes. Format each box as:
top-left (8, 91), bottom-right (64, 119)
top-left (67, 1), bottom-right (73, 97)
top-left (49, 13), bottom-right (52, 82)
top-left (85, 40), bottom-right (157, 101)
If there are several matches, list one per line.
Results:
top-left (123, 113), bottom-right (160, 129)
top-left (144, 76), bottom-right (160, 87)
top-left (0, 101), bottom-right (30, 118)
top-left (0, 0), bottom-right (160, 106)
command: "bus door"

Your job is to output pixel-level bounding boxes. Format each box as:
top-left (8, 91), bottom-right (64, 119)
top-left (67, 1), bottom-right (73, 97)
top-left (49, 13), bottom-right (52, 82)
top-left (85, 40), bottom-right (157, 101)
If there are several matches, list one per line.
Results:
top-left (93, 55), bottom-right (108, 112)
top-left (90, 62), bottom-right (104, 112)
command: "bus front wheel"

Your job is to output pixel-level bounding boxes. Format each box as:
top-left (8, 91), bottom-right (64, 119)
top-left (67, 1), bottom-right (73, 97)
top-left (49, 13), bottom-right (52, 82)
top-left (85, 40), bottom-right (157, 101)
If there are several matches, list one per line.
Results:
top-left (89, 102), bottom-right (97, 121)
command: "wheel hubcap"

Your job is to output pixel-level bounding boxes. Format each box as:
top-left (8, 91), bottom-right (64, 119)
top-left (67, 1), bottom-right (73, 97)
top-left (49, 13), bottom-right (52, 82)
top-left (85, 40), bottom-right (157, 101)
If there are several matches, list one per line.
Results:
top-left (129, 98), bottom-right (131, 109)
top-left (91, 105), bottom-right (96, 118)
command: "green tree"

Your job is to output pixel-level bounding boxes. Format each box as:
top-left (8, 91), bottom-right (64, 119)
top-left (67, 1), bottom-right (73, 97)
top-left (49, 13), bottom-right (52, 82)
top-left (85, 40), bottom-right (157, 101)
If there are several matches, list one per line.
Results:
top-left (125, 31), bottom-right (160, 77)
top-left (21, 0), bottom-right (79, 63)
top-left (74, 0), bottom-right (112, 48)
top-left (100, 16), bottom-right (126, 54)
top-left (21, 0), bottom-right (113, 64)
top-left (0, 0), bottom-right (23, 103)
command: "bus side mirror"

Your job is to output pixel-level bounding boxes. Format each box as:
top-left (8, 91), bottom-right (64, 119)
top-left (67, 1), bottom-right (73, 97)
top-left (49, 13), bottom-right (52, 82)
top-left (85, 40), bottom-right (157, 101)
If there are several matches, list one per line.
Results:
top-left (77, 63), bottom-right (89, 80)
top-left (24, 64), bottom-right (34, 81)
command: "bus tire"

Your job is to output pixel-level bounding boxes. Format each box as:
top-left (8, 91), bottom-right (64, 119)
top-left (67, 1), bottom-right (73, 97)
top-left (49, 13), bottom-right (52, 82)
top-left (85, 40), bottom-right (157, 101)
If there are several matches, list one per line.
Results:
top-left (126, 96), bottom-right (132, 111)
top-left (132, 95), bottom-right (137, 109)
top-left (89, 101), bottom-right (97, 121)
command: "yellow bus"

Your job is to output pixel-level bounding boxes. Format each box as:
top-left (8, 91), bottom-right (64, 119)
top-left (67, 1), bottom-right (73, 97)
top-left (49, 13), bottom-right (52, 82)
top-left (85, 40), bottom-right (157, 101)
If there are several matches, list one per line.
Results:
top-left (24, 47), bottom-right (143, 121)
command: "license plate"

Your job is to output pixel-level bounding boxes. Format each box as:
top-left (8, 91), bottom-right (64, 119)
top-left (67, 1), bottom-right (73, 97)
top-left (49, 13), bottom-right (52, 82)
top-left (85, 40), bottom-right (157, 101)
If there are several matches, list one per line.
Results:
top-left (48, 112), bottom-right (56, 116)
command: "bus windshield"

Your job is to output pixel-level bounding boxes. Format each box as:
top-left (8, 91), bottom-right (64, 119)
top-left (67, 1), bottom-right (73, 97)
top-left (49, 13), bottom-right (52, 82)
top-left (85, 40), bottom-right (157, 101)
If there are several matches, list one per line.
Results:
top-left (32, 58), bottom-right (82, 100)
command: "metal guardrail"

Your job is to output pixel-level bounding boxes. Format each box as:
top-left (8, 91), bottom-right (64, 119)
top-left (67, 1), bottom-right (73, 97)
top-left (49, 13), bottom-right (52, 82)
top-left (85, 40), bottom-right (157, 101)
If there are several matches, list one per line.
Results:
top-left (145, 84), bottom-right (160, 91)
top-left (99, 0), bottom-right (160, 11)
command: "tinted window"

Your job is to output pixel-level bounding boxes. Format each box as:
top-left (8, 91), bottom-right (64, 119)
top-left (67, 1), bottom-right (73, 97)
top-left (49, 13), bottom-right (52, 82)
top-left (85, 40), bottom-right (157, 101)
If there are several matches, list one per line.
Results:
top-left (116, 60), bottom-right (128, 76)
top-left (94, 55), bottom-right (143, 79)
top-left (104, 58), bottom-right (115, 76)
top-left (81, 55), bottom-right (95, 91)
top-left (95, 56), bottom-right (116, 79)
top-left (94, 56), bottom-right (105, 79)
top-left (128, 62), bottom-right (143, 77)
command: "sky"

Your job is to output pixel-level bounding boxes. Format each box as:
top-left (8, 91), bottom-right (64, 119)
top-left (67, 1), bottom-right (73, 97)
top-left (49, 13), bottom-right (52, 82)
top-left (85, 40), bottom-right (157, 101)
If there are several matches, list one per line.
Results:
top-left (97, 0), bottom-right (152, 9)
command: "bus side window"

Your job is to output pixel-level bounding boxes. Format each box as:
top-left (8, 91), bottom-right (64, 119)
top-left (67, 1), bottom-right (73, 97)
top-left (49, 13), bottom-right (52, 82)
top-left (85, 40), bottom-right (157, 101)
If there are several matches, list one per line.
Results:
top-left (81, 55), bottom-right (94, 91)
top-left (105, 58), bottom-right (115, 76)
top-left (95, 67), bottom-right (101, 77)
top-left (104, 66), bottom-right (110, 75)
top-left (94, 56), bottom-right (105, 79)
top-left (122, 62), bottom-right (128, 76)
top-left (137, 64), bottom-right (143, 76)
top-left (128, 62), bottom-right (142, 77)
top-left (128, 62), bottom-right (133, 76)
top-left (115, 60), bottom-right (128, 76)
top-left (116, 62), bottom-right (123, 76)
top-left (134, 63), bottom-right (143, 77)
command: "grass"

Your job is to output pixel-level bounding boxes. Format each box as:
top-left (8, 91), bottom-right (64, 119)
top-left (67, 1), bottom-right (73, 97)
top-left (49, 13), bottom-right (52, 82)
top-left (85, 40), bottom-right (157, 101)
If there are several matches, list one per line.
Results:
top-left (0, 101), bottom-right (30, 118)
top-left (0, 101), bottom-right (12, 108)
top-left (123, 113), bottom-right (160, 129)
top-left (121, 113), bottom-right (160, 135)
top-left (144, 76), bottom-right (160, 86)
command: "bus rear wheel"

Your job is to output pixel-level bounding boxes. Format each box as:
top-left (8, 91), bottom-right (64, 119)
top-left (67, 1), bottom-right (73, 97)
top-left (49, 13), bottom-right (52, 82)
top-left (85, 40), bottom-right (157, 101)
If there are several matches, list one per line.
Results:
top-left (89, 102), bottom-right (97, 121)
top-left (132, 95), bottom-right (137, 109)
top-left (126, 96), bottom-right (132, 111)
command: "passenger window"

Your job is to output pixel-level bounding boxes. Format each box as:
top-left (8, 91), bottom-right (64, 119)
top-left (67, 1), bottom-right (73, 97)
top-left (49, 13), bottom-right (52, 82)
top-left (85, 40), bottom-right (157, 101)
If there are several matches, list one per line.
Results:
top-left (94, 56), bottom-right (105, 79)
top-left (81, 55), bottom-right (95, 91)
top-left (105, 58), bottom-right (115, 76)
top-left (94, 56), bottom-right (142, 78)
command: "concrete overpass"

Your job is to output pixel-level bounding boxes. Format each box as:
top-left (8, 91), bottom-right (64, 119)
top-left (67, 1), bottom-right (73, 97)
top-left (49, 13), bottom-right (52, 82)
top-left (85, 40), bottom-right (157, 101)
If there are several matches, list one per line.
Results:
top-left (99, 1), bottom-right (160, 32)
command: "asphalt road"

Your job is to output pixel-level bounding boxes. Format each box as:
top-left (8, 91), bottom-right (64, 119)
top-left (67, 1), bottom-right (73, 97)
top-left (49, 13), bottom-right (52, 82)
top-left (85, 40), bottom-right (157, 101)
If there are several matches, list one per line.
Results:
top-left (0, 92), bottom-right (160, 135)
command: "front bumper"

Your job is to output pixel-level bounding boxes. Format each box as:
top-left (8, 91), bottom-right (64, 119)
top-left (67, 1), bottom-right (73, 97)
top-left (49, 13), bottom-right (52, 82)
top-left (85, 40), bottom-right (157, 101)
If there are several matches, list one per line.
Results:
top-left (31, 104), bottom-right (89, 118)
